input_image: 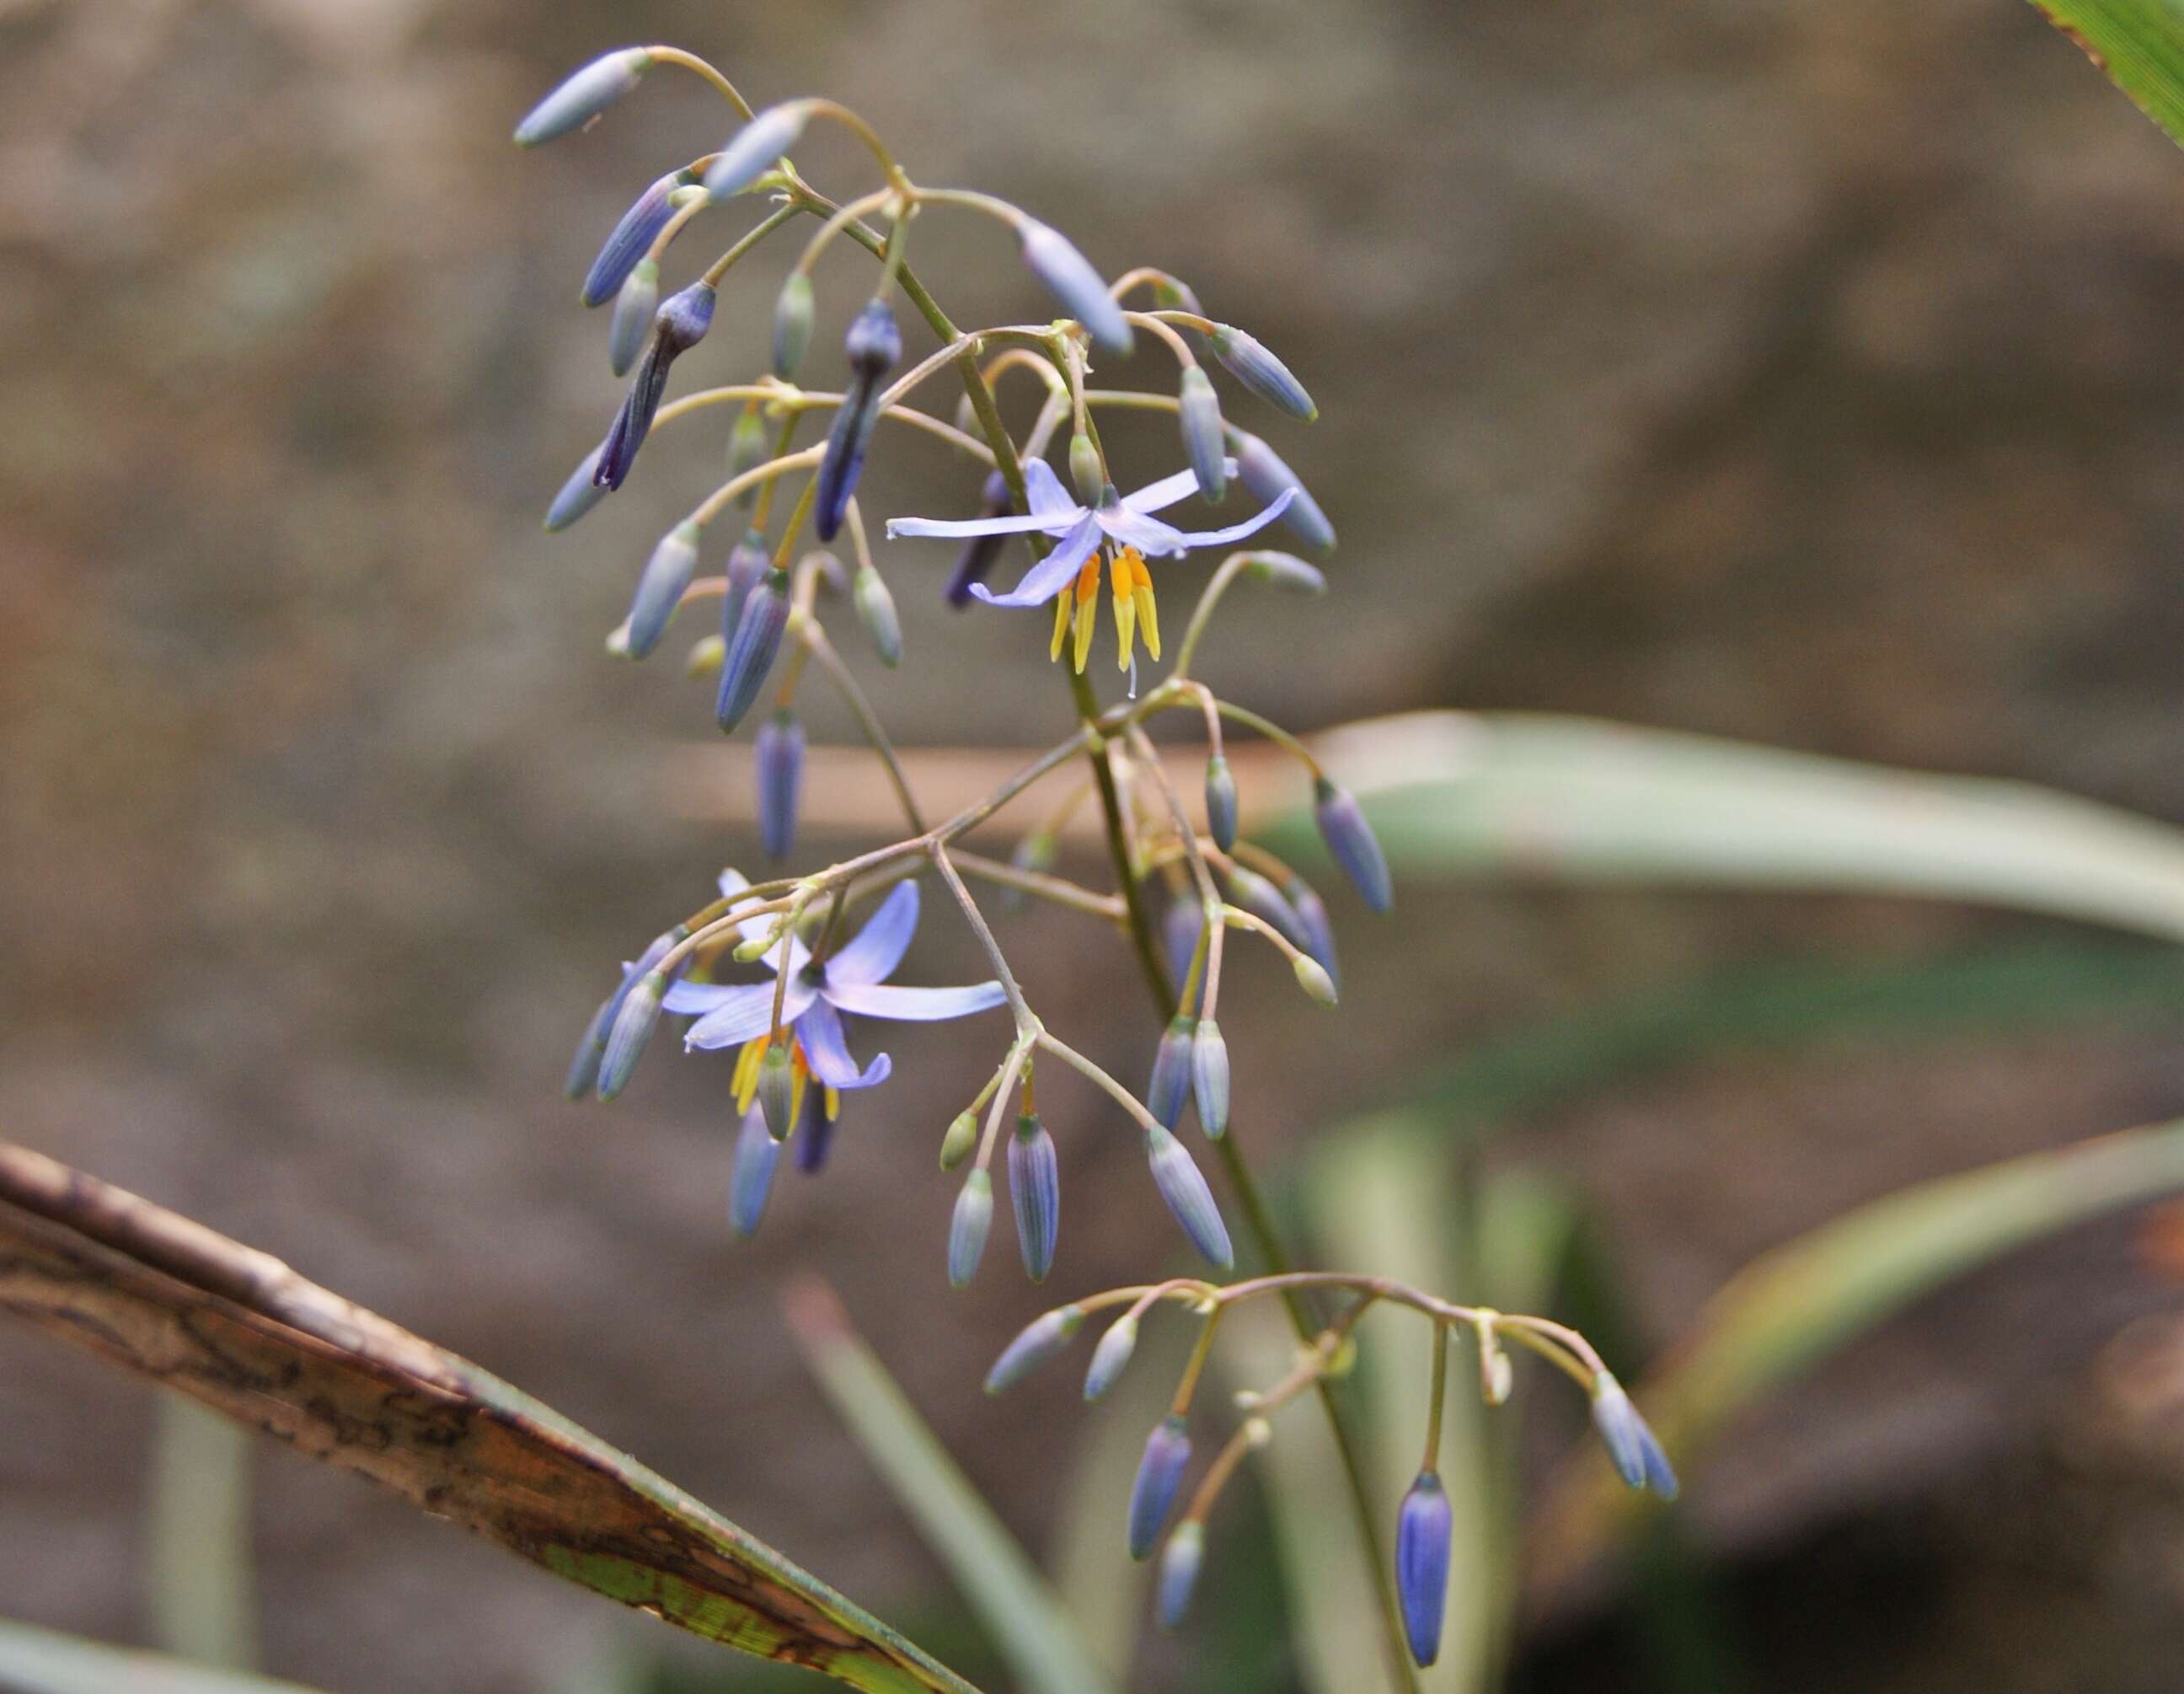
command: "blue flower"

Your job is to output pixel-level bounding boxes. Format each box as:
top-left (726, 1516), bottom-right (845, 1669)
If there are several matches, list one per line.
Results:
top-left (886, 458), bottom-right (1297, 672)
top-left (662, 874), bottom-right (1008, 1100)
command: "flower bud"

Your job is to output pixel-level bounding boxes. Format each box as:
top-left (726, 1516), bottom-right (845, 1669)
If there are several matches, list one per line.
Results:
top-left (608, 258), bottom-right (658, 377)
top-left (1005, 1113), bottom-right (1061, 1283)
top-left (852, 565), bottom-right (902, 667)
top-left (721, 532), bottom-right (770, 642)
top-left (1150, 274), bottom-right (1210, 357)
top-left (1241, 550), bottom-right (1327, 593)
top-left (1068, 432), bottom-right (1105, 508)
top-left (514, 48), bottom-right (653, 147)
top-left (795, 1090), bottom-right (834, 1173)
top-left (1209, 324), bottom-right (1317, 421)
top-left (983, 1305), bottom-right (1085, 1395)
top-left (729, 408), bottom-right (768, 508)
top-left (596, 969), bottom-right (667, 1101)
top-left (772, 271), bottom-right (815, 380)
top-left (734, 925), bottom-right (787, 964)
top-left (1202, 754), bottom-right (1238, 853)
top-left (1127, 1416), bottom-right (1192, 1559)
top-left (1313, 778), bottom-right (1393, 914)
top-left (1394, 1472), bottom-right (1453, 1667)
top-left (756, 710), bottom-right (805, 860)
top-left (1191, 1018), bottom-right (1230, 1140)
top-left (624, 519), bottom-right (699, 660)
top-left (1222, 865), bottom-right (1310, 954)
top-left (544, 445), bottom-right (610, 533)
top-left (757, 1041), bottom-right (795, 1141)
top-left (715, 567), bottom-right (791, 734)
top-left (1146, 1015), bottom-right (1197, 1130)
top-left (939, 1110), bottom-right (977, 1171)
top-left (702, 100), bottom-right (812, 199)
top-left (948, 1168), bottom-right (993, 1287)
top-left (596, 281), bottom-right (716, 490)
top-left (685, 633), bottom-right (725, 677)
top-left (1177, 367), bottom-right (1227, 503)
top-left (815, 299), bottom-right (902, 543)
top-left (1018, 219), bottom-right (1132, 356)
top-left (1156, 1520), bottom-right (1204, 1629)
top-left (567, 925), bottom-right (684, 1096)
top-left (1163, 900), bottom-right (1205, 1006)
top-left (1590, 1373), bottom-right (1678, 1499)
top-left (730, 1104), bottom-right (780, 1238)
top-left (1145, 1127), bottom-right (1234, 1269)
top-left (1284, 874), bottom-right (1340, 995)
top-left (581, 169), bottom-right (694, 307)
top-left (945, 472), bottom-right (1013, 607)
top-left (604, 619), bottom-right (633, 657)
top-left (1293, 953), bottom-right (1339, 1006)
top-left (1232, 430), bottom-right (1336, 554)
top-left (1084, 1313), bottom-right (1139, 1401)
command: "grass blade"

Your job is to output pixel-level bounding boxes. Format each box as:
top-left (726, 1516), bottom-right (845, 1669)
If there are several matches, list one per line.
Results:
top-left (0, 1619), bottom-right (324, 1694)
top-left (147, 1393), bottom-right (257, 1670)
top-left (2028, 0), bottom-right (2184, 149)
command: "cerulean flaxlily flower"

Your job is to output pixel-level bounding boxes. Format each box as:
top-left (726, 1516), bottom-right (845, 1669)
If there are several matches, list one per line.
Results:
top-left (662, 874), bottom-right (1007, 1117)
top-left (885, 458), bottom-right (1296, 673)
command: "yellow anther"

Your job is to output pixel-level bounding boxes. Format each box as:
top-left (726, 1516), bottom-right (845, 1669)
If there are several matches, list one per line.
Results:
top-left (824, 1085), bottom-right (841, 1122)
top-left (1050, 587), bottom-right (1071, 662)
top-left (1071, 555), bottom-right (1100, 673)
top-left (789, 1064), bottom-right (808, 1134)
top-left (733, 1034), bottom-right (765, 1113)
top-left (1111, 551), bottom-right (1138, 668)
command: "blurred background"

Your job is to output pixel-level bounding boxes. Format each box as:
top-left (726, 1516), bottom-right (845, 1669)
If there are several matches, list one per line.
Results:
top-left (8, 0), bottom-right (2184, 1690)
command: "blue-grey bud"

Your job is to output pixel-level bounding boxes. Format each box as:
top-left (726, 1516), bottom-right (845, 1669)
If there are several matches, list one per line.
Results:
top-left (730, 1104), bottom-right (780, 1238)
top-left (756, 710), bottom-right (804, 860)
top-left (1155, 1520), bottom-right (1204, 1630)
top-left (514, 48), bottom-right (653, 147)
top-left (1313, 777), bottom-right (1393, 914)
top-left (1202, 754), bottom-right (1238, 852)
top-left (568, 928), bottom-right (682, 1097)
top-left (1127, 1416), bottom-right (1192, 1559)
top-left (608, 259), bottom-right (658, 377)
top-left (715, 566), bottom-right (790, 734)
top-left (757, 1042), bottom-right (795, 1141)
top-left (583, 169), bottom-right (696, 308)
top-left (544, 445), bottom-right (610, 532)
top-left (1231, 430), bottom-right (1335, 553)
top-left (1018, 219), bottom-right (1132, 356)
top-left (1222, 864), bottom-right (1310, 955)
top-left (948, 1167), bottom-right (993, 1287)
top-left (1145, 1126), bottom-right (1233, 1269)
top-left (945, 472), bottom-right (1012, 608)
top-left (721, 532), bottom-right (770, 642)
top-left (1177, 367), bottom-right (1227, 503)
top-left (596, 969), bottom-right (667, 1101)
top-left (1147, 1016), bottom-right (1197, 1130)
top-left (1209, 324), bottom-right (1317, 421)
top-left (1285, 875), bottom-right (1340, 994)
top-left (984, 1304), bottom-right (1085, 1394)
top-left (703, 101), bottom-right (812, 199)
top-left (1395, 1472), bottom-right (1453, 1667)
top-left (1068, 432), bottom-right (1105, 508)
top-left (596, 281), bottom-right (716, 490)
top-left (852, 565), bottom-right (902, 667)
top-left (1241, 549), bottom-right (1327, 593)
top-left (1590, 1373), bottom-right (1678, 1499)
top-left (773, 271), bottom-right (815, 380)
top-left (1191, 1018), bottom-right (1230, 1140)
top-left (1084, 1313), bottom-right (1139, 1401)
top-left (1006, 1113), bottom-right (1060, 1284)
top-left (624, 519), bottom-right (699, 659)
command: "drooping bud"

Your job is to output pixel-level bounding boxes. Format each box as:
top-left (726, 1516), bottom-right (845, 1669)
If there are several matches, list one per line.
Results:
top-left (1232, 430), bottom-right (1336, 554)
top-left (1006, 1113), bottom-right (1060, 1283)
top-left (544, 445), bottom-right (610, 533)
top-left (581, 169), bottom-right (693, 307)
top-left (1017, 220), bottom-right (1133, 356)
top-left (1191, 1019), bottom-right (1230, 1139)
top-left (715, 566), bottom-right (791, 734)
top-left (939, 1111), bottom-right (977, 1171)
top-left (1284, 874), bottom-right (1341, 995)
top-left (1313, 777), bottom-right (1393, 914)
top-left (944, 471), bottom-right (1013, 607)
top-left (814, 298), bottom-right (902, 543)
top-left (1202, 754), bottom-right (1238, 852)
top-left (1394, 1472), bottom-right (1453, 1667)
top-left (1222, 864), bottom-right (1310, 955)
top-left (1155, 1520), bottom-right (1205, 1629)
top-left (596, 281), bottom-right (717, 490)
top-left (1163, 900), bottom-right (1205, 1008)
top-left (1145, 1127), bottom-right (1234, 1269)
top-left (604, 619), bottom-right (633, 658)
top-left (1177, 367), bottom-right (1227, 503)
top-left (757, 1041), bottom-right (795, 1141)
top-left (1127, 1416), bottom-right (1192, 1559)
top-left (608, 258), bottom-right (658, 377)
top-left (514, 48), bottom-right (654, 147)
top-left (1146, 1016), bottom-right (1197, 1130)
top-left (1241, 549), bottom-right (1327, 593)
top-left (756, 710), bottom-right (805, 860)
top-left (1084, 1313), bottom-right (1139, 1401)
top-left (1150, 274), bottom-right (1212, 358)
top-left (795, 1090), bottom-right (835, 1173)
top-left (596, 970), bottom-right (667, 1101)
top-left (566, 925), bottom-right (682, 1098)
top-left (1590, 1373), bottom-right (1678, 1499)
top-left (1293, 953), bottom-right (1339, 1006)
top-left (983, 1305), bottom-right (1085, 1395)
top-left (772, 271), bottom-right (816, 380)
top-left (624, 519), bottom-right (699, 660)
top-left (1068, 432), bottom-right (1105, 508)
top-left (720, 532), bottom-right (771, 643)
top-left (1208, 324), bottom-right (1317, 421)
top-left (730, 1104), bottom-right (780, 1238)
top-left (703, 101), bottom-right (813, 199)
top-left (948, 1168), bottom-right (993, 1287)
top-left (728, 408), bottom-right (768, 508)
top-left (852, 566), bottom-right (902, 666)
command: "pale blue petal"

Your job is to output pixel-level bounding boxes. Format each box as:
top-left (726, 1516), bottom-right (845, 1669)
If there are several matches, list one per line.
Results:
top-left (970, 514), bottom-right (1101, 608)
top-left (823, 981), bottom-right (1008, 1021)
top-left (825, 881), bottom-right (919, 987)
top-left (886, 510), bottom-right (1064, 540)
top-left (1095, 506), bottom-right (1192, 556)
top-left (1121, 460), bottom-right (1238, 514)
top-left (662, 979), bottom-right (741, 1016)
top-left (684, 979), bottom-right (815, 1049)
top-left (1022, 458), bottom-right (1080, 520)
top-left (715, 868), bottom-right (808, 973)
top-left (794, 997), bottom-right (892, 1090)
top-left (1166, 487), bottom-right (1298, 550)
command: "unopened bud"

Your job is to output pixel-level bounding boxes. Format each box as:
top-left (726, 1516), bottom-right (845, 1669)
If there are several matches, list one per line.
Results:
top-left (1232, 430), bottom-right (1335, 554)
top-left (1293, 952), bottom-right (1339, 1006)
top-left (1145, 1126), bottom-right (1234, 1269)
top-left (1155, 1520), bottom-right (1205, 1629)
top-left (815, 299), bottom-right (901, 543)
top-left (948, 1168), bottom-right (993, 1287)
top-left (1313, 777), bottom-right (1393, 914)
top-left (1068, 432), bottom-right (1105, 508)
top-left (757, 1041), bottom-right (795, 1140)
top-left (685, 632), bottom-right (725, 677)
top-left (1178, 367), bottom-right (1227, 503)
top-left (1006, 1114), bottom-right (1060, 1284)
top-left (1241, 550), bottom-right (1327, 593)
top-left (702, 100), bottom-right (812, 199)
top-left (1018, 219), bottom-right (1132, 356)
top-left (1202, 754), bottom-right (1238, 853)
top-left (772, 271), bottom-right (815, 380)
top-left (1146, 1015), bottom-right (1197, 1130)
top-left (544, 445), bottom-right (610, 533)
top-left (624, 518), bottom-right (698, 659)
top-left (1191, 1018), bottom-right (1230, 1139)
top-left (729, 408), bottom-right (768, 508)
top-left (595, 281), bottom-right (715, 490)
top-left (755, 710), bottom-right (804, 860)
top-left (1395, 1472), bottom-right (1453, 1668)
top-left (984, 1305), bottom-right (1085, 1394)
top-left (939, 1110), bottom-right (977, 1171)
top-left (1590, 1373), bottom-right (1678, 1500)
top-left (730, 1104), bottom-right (780, 1238)
top-left (596, 969), bottom-right (667, 1101)
top-left (853, 565), bottom-right (902, 666)
top-left (608, 258), bottom-right (658, 377)
top-left (715, 567), bottom-right (791, 734)
top-left (1209, 324), bottom-right (1317, 421)
top-left (581, 168), bottom-right (693, 307)
top-left (514, 48), bottom-right (653, 147)
top-left (1285, 874), bottom-right (1340, 996)
top-left (1084, 1313), bottom-right (1139, 1401)
top-left (1127, 1416), bottom-right (1192, 1559)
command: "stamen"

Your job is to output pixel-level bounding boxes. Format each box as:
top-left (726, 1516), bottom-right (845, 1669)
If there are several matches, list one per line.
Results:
top-left (733, 1033), bottom-right (766, 1113)
top-left (1127, 549), bottom-right (1160, 661)
top-left (1051, 588), bottom-right (1072, 662)
top-left (1072, 556), bottom-right (1100, 673)
top-left (1111, 551), bottom-right (1138, 669)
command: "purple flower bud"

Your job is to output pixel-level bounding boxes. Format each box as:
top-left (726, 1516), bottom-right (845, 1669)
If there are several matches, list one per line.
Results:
top-left (757, 1042), bottom-right (795, 1141)
top-left (568, 928), bottom-right (683, 1097)
top-left (1395, 1471), bottom-right (1453, 1667)
top-left (1591, 1374), bottom-right (1678, 1499)
top-left (1231, 430), bottom-right (1335, 554)
top-left (1084, 1313), bottom-right (1139, 1401)
top-left (544, 445), bottom-right (609, 533)
top-left (1178, 368), bottom-right (1227, 503)
top-left (596, 969), bottom-right (667, 1101)
top-left (1068, 432), bottom-right (1105, 508)
top-left (582, 169), bottom-right (693, 307)
top-left (984, 1304), bottom-right (1086, 1395)
top-left (795, 1089), bottom-right (835, 1173)
top-left (1163, 900), bottom-right (1205, 1007)
top-left (815, 299), bottom-right (901, 543)
top-left (1209, 324), bottom-right (1317, 422)
top-left (1222, 864), bottom-right (1311, 955)
top-left (1146, 1016), bottom-right (1197, 1130)
top-left (608, 259), bottom-right (658, 377)
top-left (756, 710), bottom-right (805, 860)
top-left (944, 472), bottom-right (1014, 607)
top-left (702, 101), bottom-right (812, 199)
top-left (514, 48), bottom-right (653, 147)
top-left (1314, 778), bottom-right (1393, 914)
top-left (948, 1168), bottom-right (993, 1287)
top-left (1019, 220), bottom-right (1133, 357)
top-left (730, 1104), bottom-right (780, 1237)
top-left (1203, 754), bottom-right (1238, 853)
top-left (1241, 550), bottom-right (1327, 593)
top-left (1145, 1126), bottom-right (1233, 1269)
top-left (596, 281), bottom-right (717, 490)
top-left (715, 566), bottom-right (790, 734)
top-left (728, 409), bottom-right (768, 509)
top-left (624, 519), bottom-right (699, 660)
top-left (852, 565), bottom-right (902, 667)
top-left (721, 532), bottom-right (770, 643)
top-left (939, 1111), bottom-right (977, 1171)
top-left (1191, 1018), bottom-right (1230, 1140)
top-left (1284, 875), bottom-right (1340, 995)
top-left (1156, 1520), bottom-right (1205, 1629)
top-left (1006, 1113), bottom-right (1060, 1283)
top-left (773, 271), bottom-right (816, 381)
top-left (1127, 1416), bottom-right (1192, 1559)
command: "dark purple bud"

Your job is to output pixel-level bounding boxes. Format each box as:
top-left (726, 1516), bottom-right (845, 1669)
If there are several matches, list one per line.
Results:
top-left (1156, 1521), bottom-right (1205, 1629)
top-left (1209, 324), bottom-right (1317, 421)
top-left (1203, 754), bottom-right (1238, 852)
top-left (1284, 874), bottom-right (1340, 994)
top-left (1231, 429), bottom-right (1335, 554)
top-left (514, 48), bottom-right (653, 147)
top-left (795, 1089), bottom-right (835, 1174)
top-left (1127, 1416), bottom-right (1192, 1559)
top-left (756, 710), bottom-right (805, 860)
top-left (1145, 1127), bottom-right (1233, 1269)
top-left (624, 520), bottom-right (699, 660)
top-left (1191, 1018), bottom-right (1230, 1139)
top-left (1018, 219), bottom-right (1133, 357)
top-left (595, 281), bottom-right (717, 490)
top-left (582, 168), bottom-right (693, 307)
top-left (1395, 1471), bottom-right (1453, 1667)
top-left (544, 445), bottom-right (610, 533)
top-left (814, 299), bottom-right (901, 543)
top-left (1147, 1015), bottom-right (1197, 1129)
top-left (1313, 777), bottom-right (1393, 914)
top-left (843, 293), bottom-right (903, 380)
top-left (730, 1104), bottom-right (779, 1237)
top-left (715, 566), bottom-right (790, 734)
top-left (608, 259), bottom-right (658, 377)
top-left (1178, 367), bottom-right (1227, 503)
top-left (984, 1305), bottom-right (1084, 1395)
top-left (1006, 1112), bottom-right (1060, 1283)
top-left (944, 471), bottom-right (1013, 607)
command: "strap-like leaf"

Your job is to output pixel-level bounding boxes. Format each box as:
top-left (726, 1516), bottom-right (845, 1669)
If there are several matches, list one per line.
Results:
top-left (2029, 0), bottom-right (2184, 150)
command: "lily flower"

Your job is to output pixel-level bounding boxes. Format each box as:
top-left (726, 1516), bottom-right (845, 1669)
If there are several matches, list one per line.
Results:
top-left (886, 458), bottom-right (1296, 673)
